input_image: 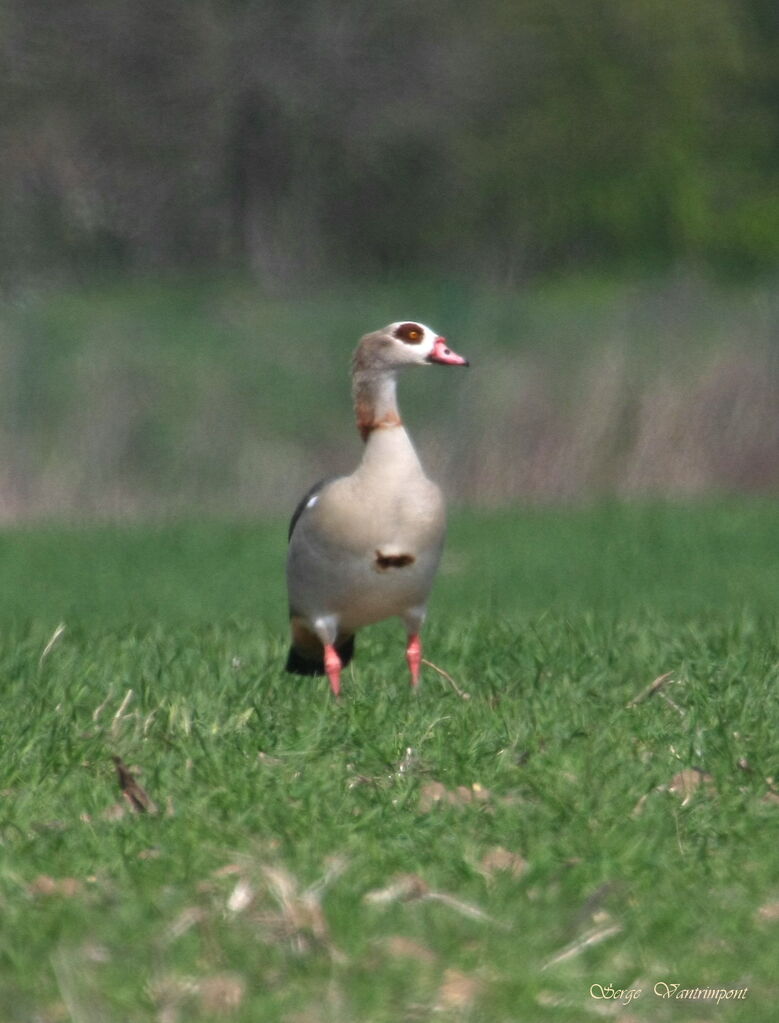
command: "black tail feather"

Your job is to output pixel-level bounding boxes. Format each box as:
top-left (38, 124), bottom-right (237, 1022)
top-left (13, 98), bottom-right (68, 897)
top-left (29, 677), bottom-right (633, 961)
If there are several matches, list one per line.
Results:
top-left (285, 645), bottom-right (324, 676)
top-left (285, 634), bottom-right (355, 676)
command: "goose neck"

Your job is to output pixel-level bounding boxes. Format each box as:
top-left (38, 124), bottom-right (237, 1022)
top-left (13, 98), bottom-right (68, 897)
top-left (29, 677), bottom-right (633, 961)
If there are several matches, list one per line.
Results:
top-left (353, 369), bottom-right (402, 443)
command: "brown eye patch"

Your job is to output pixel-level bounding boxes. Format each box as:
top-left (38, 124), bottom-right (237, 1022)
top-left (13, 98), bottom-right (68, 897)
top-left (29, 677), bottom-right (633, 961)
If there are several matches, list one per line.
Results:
top-left (394, 322), bottom-right (424, 344)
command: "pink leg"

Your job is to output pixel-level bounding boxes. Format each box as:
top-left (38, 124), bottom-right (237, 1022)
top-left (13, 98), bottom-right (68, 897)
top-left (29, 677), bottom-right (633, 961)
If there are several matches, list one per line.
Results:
top-left (405, 634), bottom-right (422, 688)
top-left (323, 643), bottom-right (342, 698)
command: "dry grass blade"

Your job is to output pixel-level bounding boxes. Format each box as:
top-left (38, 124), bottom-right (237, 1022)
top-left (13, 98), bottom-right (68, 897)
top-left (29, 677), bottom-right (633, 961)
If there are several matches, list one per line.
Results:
top-left (382, 936), bottom-right (437, 963)
top-left (111, 688), bottom-right (135, 738)
top-left (51, 946), bottom-right (106, 1023)
top-left (434, 968), bottom-right (484, 1011)
top-left (364, 872), bottom-right (507, 928)
top-left (756, 901), bottom-right (779, 923)
top-left (364, 874), bottom-right (430, 905)
top-left (419, 780), bottom-right (492, 813)
top-left (151, 972), bottom-right (245, 1020)
top-left (261, 864), bottom-right (344, 958)
top-left (626, 671), bottom-right (674, 708)
top-left (394, 746), bottom-right (419, 777)
top-left (150, 974), bottom-right (198, 1023)
top-left (426, 890), bottom-right (509, 928)
top-left (29, 875), bottom-right (83, 898)
top-left (541, 921), bottom-right (623, 971)
top-left (165, 906), bottom-right (206, 941)
top-left (306, 854), bottom-right (348, 900)
top-left (478, 845), bottom-right (529, 881)
top-left (418, 780), bottom-right (448, 812)
top-left (633, 766), bottom-right (716, 816)
top-left (91, 687), bottom-right (114, 723)
top-left (421, 658), bottom-right (470, 700)
top-left (112, 755), bottom-right (158, 814)
top-left (668, 767), bottom-right (716, 805)
top-left (226, 879), bottom-right (255, 914)
top-left (198, 973), bottom-right (246, 1015)
top-left (39, 622), bottom-right (66, 665)
top-left (658, 690), bottom-right (685, 716)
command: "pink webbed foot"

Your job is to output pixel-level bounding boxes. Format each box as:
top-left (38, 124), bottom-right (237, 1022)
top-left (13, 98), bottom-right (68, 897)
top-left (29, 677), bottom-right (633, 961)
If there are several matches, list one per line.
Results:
top-left (323, 643), bottom-right (342, 698)
top-left (405, 634), bottom-right (422, 688)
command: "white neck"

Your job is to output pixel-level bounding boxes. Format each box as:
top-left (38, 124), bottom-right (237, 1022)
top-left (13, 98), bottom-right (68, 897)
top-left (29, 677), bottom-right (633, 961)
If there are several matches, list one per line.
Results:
top-left (351, 367), bottom-right (429, 482)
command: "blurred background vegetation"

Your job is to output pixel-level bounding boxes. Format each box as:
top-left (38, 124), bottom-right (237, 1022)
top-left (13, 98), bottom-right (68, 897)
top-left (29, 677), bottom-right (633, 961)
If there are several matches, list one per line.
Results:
top-left (1, 0), bottom-right (778, 519)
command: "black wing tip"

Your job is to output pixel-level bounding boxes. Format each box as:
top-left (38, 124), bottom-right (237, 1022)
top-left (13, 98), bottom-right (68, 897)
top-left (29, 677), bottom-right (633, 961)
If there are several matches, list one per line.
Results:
top-left (287, 476), bottom-right (331, 542)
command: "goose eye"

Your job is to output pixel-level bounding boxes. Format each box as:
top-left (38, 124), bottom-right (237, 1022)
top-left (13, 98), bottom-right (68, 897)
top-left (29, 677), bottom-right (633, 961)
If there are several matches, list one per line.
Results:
top-left (395, 323), bottom-right (424, 344)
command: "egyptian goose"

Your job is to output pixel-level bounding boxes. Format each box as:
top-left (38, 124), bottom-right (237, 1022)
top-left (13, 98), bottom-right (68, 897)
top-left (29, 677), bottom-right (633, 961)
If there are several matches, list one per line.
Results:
top-left (285, 322), bottom-right (469, 696)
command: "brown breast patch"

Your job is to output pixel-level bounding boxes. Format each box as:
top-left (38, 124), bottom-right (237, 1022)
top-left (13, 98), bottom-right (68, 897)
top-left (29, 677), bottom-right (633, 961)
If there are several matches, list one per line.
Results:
top-left (375, 551), bottom-right (416, 571)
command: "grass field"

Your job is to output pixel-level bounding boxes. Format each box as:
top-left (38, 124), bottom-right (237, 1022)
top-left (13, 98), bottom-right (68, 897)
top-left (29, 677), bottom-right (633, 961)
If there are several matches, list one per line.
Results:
top-left (1, 502), bottom-right (778, 1021)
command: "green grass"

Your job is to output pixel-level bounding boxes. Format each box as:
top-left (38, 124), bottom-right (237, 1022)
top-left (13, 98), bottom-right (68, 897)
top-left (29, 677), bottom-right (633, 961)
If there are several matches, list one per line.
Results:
top-left (1, 502), bottom-right (778, 1020)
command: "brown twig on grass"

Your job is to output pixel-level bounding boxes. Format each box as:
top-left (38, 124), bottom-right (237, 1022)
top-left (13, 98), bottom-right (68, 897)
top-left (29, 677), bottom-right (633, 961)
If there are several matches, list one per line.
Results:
top-left (421, 658), bottom-right (470, 700)
top-left (626, 671), bottom-right (674, 708)
top-left (112, 755), bottom-right (158, 814)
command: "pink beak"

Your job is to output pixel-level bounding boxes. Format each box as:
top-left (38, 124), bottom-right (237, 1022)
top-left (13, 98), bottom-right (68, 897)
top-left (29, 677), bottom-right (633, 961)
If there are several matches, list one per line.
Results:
top-left (427, 337), bottom-right (470, 366)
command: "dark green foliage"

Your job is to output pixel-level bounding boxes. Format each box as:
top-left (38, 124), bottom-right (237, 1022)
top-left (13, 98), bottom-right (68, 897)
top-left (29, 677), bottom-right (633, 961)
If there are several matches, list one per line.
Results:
top-left (2, 0), bottom-right (778, 284)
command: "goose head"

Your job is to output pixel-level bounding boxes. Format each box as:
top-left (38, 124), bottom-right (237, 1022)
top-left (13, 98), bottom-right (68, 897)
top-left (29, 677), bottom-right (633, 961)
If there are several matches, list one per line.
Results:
top-left (354, 321), bottom-right (469, 372)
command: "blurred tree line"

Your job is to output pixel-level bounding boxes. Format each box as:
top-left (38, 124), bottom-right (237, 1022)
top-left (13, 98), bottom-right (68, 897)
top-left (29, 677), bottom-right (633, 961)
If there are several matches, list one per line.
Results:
top-left (2, 0), bottom-right (778, 287)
